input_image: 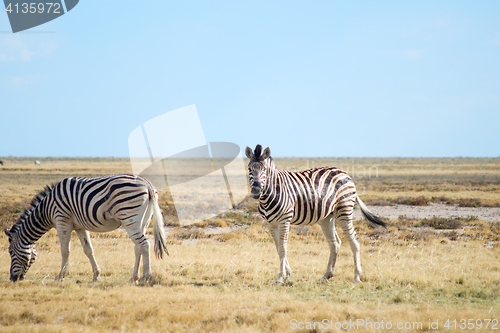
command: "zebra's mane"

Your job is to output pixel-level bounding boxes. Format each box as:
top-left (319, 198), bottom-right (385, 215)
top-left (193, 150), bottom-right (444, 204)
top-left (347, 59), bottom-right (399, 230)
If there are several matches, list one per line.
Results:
top-left (10, 184), bottom-right (54, 234)
top-left (253, 144), bottom-right (276, 168)
top-left (266, 156), bottom-right (276, 169)
top-left (254, 145), bottom-right (263, 160)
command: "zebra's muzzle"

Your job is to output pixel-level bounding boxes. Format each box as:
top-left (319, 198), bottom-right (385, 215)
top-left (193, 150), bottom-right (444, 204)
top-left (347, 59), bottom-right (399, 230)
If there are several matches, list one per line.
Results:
top-left (10, 273), bottom-right (23, 282)
top-left (250, 187), bottom-right (261, 199)
top-left (10, 267), bottom-right (26, 282)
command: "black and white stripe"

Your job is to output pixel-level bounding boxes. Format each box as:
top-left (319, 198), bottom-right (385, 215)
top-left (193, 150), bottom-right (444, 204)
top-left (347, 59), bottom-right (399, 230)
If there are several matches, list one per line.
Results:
top-left (245, 145), bottom-right (386, 284)
top-left (4, 174), bottom-right (168, 283)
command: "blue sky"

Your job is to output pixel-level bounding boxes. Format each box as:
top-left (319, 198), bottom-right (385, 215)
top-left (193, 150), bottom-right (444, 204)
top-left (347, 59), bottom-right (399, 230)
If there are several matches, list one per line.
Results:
top-left (1, 1), bottom-right (499, 157)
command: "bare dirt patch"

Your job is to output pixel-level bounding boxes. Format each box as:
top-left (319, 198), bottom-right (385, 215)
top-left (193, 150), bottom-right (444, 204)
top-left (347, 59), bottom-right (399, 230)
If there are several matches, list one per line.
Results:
top-left (355, 203), bottom-right (500, 222)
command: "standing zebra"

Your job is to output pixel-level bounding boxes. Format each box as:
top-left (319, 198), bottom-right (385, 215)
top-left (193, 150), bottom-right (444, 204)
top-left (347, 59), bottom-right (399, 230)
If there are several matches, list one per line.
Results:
top-left (245, 145), bottom-right (386, 284)
top-left (4, 174), bottom-right (168, 283)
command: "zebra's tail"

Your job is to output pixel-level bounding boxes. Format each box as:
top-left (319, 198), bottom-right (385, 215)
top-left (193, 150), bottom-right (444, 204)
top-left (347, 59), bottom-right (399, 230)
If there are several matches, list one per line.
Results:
top-left (356, 196), bottom-right (387, 228)
top-left (150, 188), bottom-right (169, 259)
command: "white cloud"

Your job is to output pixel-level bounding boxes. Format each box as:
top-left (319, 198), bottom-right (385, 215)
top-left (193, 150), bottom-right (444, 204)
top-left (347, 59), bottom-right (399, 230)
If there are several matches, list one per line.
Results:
top-left (401, 49), bottom-right (423, 58)
top-left (5, 75), bottom-right (41, 87)
top-left (20, 49), bottom-right (34, 61)
top-left (377, 49), bottom-right (424, 59)
top-left (0, 35), bottom-right (58, 61)
top-left (39, 39), bottom-right (58, 56)
top-left (10, 76), bottom-right (24, 87)
top-left (435, 19), bottom-right (449, 27)
top-left (0, 35), bottom-right (29, 61)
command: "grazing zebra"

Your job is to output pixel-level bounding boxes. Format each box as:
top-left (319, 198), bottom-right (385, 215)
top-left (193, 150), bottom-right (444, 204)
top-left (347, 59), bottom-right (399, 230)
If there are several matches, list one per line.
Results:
top-left (4, 174), bottom-right (168, 283)
top-left (245, 145), bottom-right (386, 284)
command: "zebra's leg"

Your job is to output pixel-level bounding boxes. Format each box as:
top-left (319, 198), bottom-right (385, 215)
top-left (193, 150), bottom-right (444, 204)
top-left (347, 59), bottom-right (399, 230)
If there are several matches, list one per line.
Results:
top-left (274, 220), bottom-right (291, 285)
top-left (132, 203), bottom-right (154, 282)
top-left (126, 204), bottom-right (152, 283)
top-left (55, 224), bottom-right (73, 281)
top-left (130, 244), bottom-right (142, 283)
top-left (318, 215), bottom-right (341, 282)
top-left (132, 200), bottom-right (155, 283)
top-left (336, 206), bottom-right (362, 283)
top-left (268, 222), bottom-right (292, 282)
top-left (122, 223), bottom-right (151, 284)
top-left (75, 229), bottom-right (101, 282)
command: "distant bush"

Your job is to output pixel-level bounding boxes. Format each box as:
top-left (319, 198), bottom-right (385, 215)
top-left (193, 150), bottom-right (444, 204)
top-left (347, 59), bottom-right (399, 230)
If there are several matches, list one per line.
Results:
top-left (420, 216), bottom-right (462, 230)
top-left (457, 198), bottom-right (482, 208)
top-left (366, 199), bottom-right (396, 206)
top-left (396, 215), bottom-right (419, 227)
top-left (431, 196), bottom-right (456, 205)
top-left (173, 229), bottom-right (207, 240)
top-left (394, 196), bottom-right (429, 206)
top-left (397, 228), bottom-right (436, 242)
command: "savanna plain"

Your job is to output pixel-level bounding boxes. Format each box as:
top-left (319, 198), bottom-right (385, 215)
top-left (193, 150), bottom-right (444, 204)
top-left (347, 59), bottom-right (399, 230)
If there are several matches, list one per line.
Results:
top-left (0, 157), bottom-right (499, 332)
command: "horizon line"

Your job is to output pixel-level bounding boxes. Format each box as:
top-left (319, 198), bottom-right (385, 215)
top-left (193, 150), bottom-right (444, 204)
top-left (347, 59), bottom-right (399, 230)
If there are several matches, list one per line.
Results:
top-left (1, 155), bottom-right (499, 159)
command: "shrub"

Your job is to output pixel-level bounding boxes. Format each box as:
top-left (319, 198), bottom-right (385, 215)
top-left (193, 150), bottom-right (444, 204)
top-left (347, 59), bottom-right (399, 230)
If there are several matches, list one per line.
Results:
top-left (420, 216), bottom-right (462, 230)
top-left (173, 229), bottom-right (207, 240)
top-left (458, 198), bottom-right (481, 207)
top-left (394, 196), bottom-right (429, 206)
top-left (366, 199), bottom-right (396, 206)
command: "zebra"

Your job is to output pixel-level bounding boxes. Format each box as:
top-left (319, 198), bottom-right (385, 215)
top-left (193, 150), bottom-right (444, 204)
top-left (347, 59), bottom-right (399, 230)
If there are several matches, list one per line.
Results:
top-left (4, 174), bottom-right (168, 283)
top-left (0, 160), bottom-right (4, 165)
top-left (245, 145), bottom-right (386, 284)
top-left (34, 160), bottom-right (41, 166)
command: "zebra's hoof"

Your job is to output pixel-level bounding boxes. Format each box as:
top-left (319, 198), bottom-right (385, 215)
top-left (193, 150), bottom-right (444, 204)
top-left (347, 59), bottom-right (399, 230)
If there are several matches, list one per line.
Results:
top-left (321, 272), bottom-right (334, 283)
top-left (274, 278), bottom-right (293, 286)
top-left (353, 277), bottom-right (362, 284)
top-left (320, 276), bottom-right (330, 283)
top-left (273, 278), bottom-right (284, 286)
top-left (93, 276), bottom-right (102, 282)
top-left (139, 275), bottom-right (152, 285)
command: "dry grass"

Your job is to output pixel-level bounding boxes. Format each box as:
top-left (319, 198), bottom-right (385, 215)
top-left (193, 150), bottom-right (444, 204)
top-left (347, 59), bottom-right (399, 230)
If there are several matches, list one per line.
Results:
top-left (1, 157), bottom-right (500, 332)
top-left (0, 226), bottom-right (499, 332)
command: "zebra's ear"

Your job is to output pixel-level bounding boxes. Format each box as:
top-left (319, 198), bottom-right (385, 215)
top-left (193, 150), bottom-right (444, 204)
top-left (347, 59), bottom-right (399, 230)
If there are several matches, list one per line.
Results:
top-left (261, 147), bottom-right (271, 161)
top-left (4, 228), bottom-right (11, 239)
top-left (245, 146), bottom-right (254, 160)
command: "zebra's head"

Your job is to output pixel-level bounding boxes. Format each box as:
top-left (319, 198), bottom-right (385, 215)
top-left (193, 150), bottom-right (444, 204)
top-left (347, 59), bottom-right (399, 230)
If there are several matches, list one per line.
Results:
top-left (245, 144), bottom-right (272, 199)
top-left (4, 228), bottom-right (37, 282)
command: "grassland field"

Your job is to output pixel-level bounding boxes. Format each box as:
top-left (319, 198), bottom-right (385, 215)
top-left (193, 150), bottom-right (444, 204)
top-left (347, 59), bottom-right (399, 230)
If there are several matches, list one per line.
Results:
top-left (0, 156), bottom-right (499, 332)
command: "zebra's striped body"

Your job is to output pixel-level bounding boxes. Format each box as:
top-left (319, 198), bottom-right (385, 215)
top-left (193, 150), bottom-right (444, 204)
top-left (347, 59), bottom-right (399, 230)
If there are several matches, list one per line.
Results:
top-left (4, 174), bottom-right (168, 283)
top-left (246, 145), bottom-right (386, 284)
